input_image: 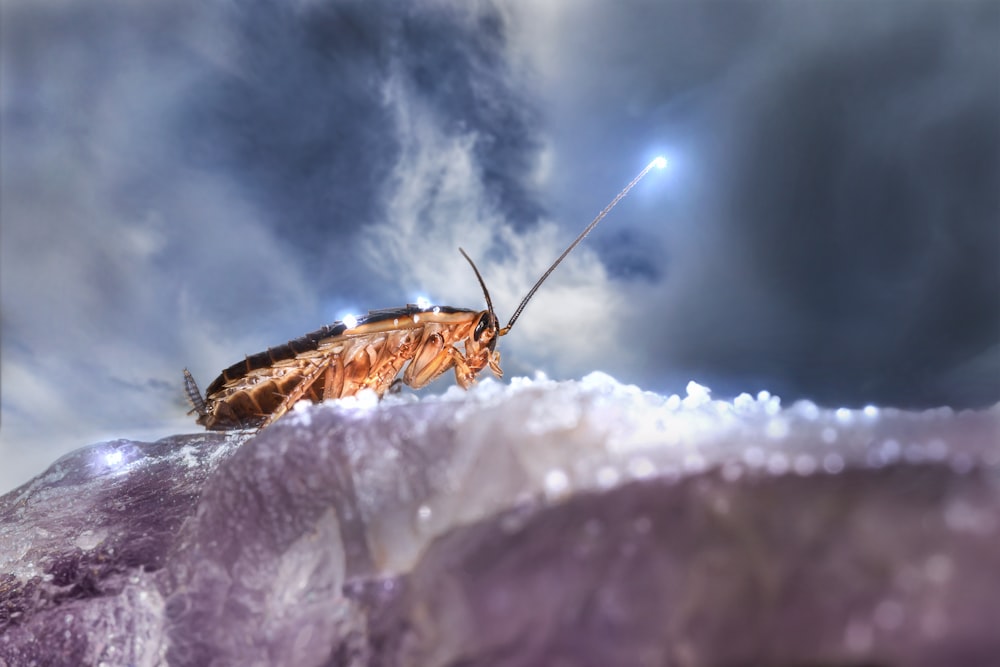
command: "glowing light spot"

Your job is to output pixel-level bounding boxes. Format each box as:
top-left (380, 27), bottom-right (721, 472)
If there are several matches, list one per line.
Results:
top-left (881, 438), bottom-right (901, 462)
top-left (683, 452), bottom-right (706, 473)
top-left (413, 314), bottom-right (420, 324)
top-left (863, 405), bottom-right (879, 418)
top-left (795, 400), bottom-right (820, 420)
top-left (652, 156), bottom-right (667, 169)
top-left (433, 306), bottom-right (440, 314)
top-left (292, 401), bottom-right (312, 425)
top-left (926, 439), bottom-right (948, 460)
top-left (416, 296), bottom-right (431, 309)
top-left (417, 505), bottom-right (432, 522)
top-left (793, 454), bottom-right (817, 476)
top-left (683, 381), bottom-right (711, 409)
top-left (627, 456), bottom-right (656, 479)
top-left (596, 466), bottom-right (620, 489)
top-left (342, 314), bottom-right (358, 329)
top-left (766, 417), bottom-right (789, 439)
top-left (544, 468), bottom-right (570, 498)
top-left (104, 450), bottom-right (124, 467)
top-left (733, 393), bottom-right (755, 412)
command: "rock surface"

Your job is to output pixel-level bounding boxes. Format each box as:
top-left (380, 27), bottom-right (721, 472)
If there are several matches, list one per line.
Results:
top-left (1, 375), bottom-right (998, 666)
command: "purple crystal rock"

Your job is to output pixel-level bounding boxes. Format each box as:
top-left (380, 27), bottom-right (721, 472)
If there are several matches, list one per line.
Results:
top-left (2, 376), bottom-right (998, 666)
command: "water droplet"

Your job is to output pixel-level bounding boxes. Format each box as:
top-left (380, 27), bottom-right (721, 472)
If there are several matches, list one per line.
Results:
top-left (766, 417), bottom-right (789, 439)
top-left (544, 469), bottom-right (570, 498)
top-left (795, 400), bottom-right (820, 420)
top-left (924, 554), bottom-right (953, 584)
top-left (880, 439), bottom-right (901, 463)
top-left (721, 461), bottom-right (743, 481)
top-left (767, 452), bottom-right (789, 475)
top-left (874, 599), bottom-right (904, 630)
top-left (627, 457), bottom-right (656, 479)
top-left (926, 439), bottom-right (948, 461)
top-left (793, 454), bottom-right (817, 476)
top-left (683, 452), bottom-right (706, 473)
top-left (743, 446), bottom-right (765, 468)
top-left (596, 466), bottom-right (620, 489)
top-left (823, 453), bottom-right (845, 474)
top-left (733, 393), bottom-right (755, 412)
top-left (844, 619), bottom-right (874, 653)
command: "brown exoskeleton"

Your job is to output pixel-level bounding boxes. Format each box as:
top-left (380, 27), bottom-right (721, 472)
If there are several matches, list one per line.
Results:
top-left (185, 158), bottom-right (667, 430)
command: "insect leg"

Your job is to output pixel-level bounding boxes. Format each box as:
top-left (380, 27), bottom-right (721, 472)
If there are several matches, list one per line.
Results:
top-left (449, 347), bottom-right (480, 389)
top-left (403, 331), bottom-right (452, 388)
top-left (258, 356), bottom-right (335, 430)
top-left (322, 355), bottom-right (346, 400)
top-left (183, 369), bottom-right (208, 417)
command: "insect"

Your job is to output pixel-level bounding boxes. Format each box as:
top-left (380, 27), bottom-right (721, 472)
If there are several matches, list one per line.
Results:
top-left (185, 157), bottom-right (667, 430)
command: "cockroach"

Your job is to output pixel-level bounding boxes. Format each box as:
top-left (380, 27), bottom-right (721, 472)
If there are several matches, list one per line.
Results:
top-left (185, 157), bottom-right (667, 430)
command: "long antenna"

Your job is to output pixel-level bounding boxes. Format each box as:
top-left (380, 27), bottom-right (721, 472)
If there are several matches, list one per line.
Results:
top-left (459, 247), bottom-right (497, 324)
top-left (501, 156), bottom-right (667, 334)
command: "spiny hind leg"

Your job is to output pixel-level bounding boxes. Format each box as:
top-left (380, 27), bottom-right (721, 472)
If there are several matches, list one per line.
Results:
top-left (258, 358), bottom-right (335, 431)
top-left (183, 369), bottom-right (208, 418)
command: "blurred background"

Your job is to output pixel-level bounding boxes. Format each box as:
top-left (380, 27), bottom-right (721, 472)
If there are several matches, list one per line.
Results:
top-left (2, 0), bottom-right (998, 493)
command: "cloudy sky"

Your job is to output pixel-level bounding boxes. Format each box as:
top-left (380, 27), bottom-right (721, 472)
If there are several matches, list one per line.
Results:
top-left (2, 0), bottom-right (998, 492)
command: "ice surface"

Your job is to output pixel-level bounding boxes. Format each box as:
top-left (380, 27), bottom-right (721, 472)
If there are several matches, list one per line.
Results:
top-left (1, 374), bottom-right (998, 666)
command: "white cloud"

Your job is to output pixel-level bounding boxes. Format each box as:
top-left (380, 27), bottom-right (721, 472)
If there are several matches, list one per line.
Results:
top-left (362, 68), bottom-right (630, 379)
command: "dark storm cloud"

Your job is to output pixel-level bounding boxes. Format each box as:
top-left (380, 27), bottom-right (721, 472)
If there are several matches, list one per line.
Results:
top-left (179, 1), bottom-right (396, 304)
top-left (715, 33), bottom-right (1000, 407)
top-left (526, 0), bottom-right (999, 408)
top-left (179, 1), bottom-right (543, 304)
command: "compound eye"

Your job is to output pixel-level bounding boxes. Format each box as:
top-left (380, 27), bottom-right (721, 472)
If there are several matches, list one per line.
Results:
top-left (473, 312), bottom-right (493, 342)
